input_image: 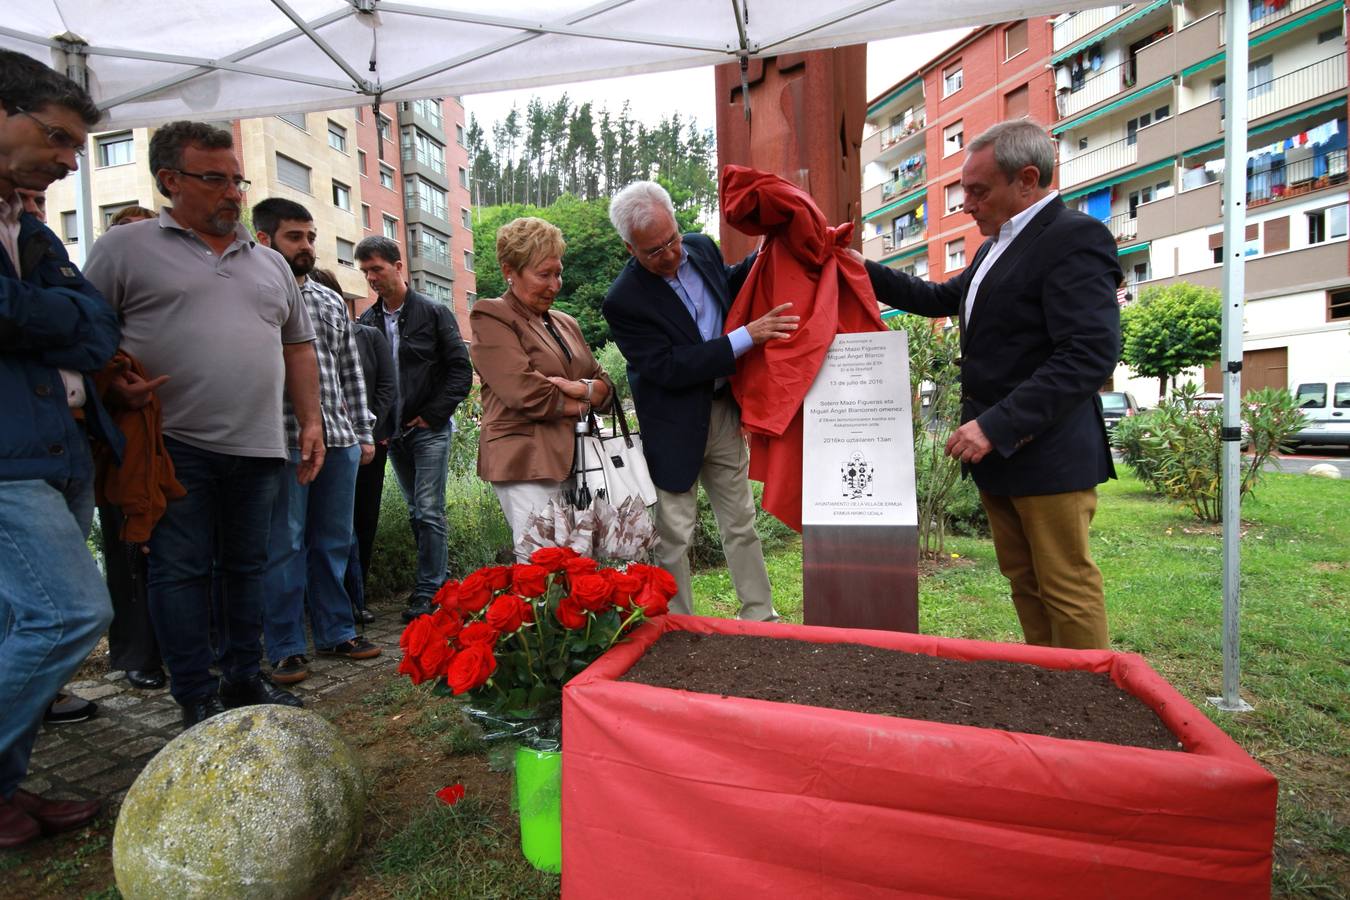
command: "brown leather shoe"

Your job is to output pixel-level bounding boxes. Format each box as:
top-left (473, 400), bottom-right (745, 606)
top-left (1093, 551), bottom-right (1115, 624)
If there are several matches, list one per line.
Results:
top-left (0, 798), bottom-right (40, 848)
top-left (9, 789), bottom-right (100, 833)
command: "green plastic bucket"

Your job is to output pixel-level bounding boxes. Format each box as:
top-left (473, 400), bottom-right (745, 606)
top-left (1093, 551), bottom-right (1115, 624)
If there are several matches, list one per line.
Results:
top-left (515, 747), bottom-right (562, 873)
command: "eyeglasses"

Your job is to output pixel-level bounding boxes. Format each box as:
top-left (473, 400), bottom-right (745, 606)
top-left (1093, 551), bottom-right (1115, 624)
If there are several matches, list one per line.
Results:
top-left (15, 109), bottom-right (86, 158)
top-left (643, 233), bottom-right (681, 260)
top-left (171, 169), bottom-right (251, 192)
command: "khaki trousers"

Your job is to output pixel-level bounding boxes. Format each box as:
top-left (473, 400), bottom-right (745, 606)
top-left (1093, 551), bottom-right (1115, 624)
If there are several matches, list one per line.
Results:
top-left (979, 488), bottom-right (1109, 649)
top-left (654, 396), bottom-right (775, 621)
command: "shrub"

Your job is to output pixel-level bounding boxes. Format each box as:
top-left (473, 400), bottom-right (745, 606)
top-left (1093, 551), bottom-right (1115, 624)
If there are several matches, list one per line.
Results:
top-left (593, 341), bottom-right (631, 405)
top-left (1112, 383), bottom-right (1305, 521)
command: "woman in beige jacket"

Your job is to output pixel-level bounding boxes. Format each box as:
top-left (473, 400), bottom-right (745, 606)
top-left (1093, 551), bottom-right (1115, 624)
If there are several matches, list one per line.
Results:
top-left (470, 217), bottom-right (613, 560)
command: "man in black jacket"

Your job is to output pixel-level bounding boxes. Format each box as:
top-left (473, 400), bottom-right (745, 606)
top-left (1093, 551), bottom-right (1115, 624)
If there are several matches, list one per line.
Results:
top-left (355, 237), bottom-right (471, 621)
top-left (863, 120), bottom-right (1121, 650)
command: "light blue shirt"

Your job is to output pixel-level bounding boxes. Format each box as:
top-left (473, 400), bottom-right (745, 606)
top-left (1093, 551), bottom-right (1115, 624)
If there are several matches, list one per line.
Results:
top-left (663, 247), bottom-right (753, 358)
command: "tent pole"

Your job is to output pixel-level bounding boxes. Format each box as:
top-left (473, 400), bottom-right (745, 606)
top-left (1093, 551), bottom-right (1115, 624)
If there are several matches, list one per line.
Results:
top-left (1209, 0), bottom-right (1253, 714)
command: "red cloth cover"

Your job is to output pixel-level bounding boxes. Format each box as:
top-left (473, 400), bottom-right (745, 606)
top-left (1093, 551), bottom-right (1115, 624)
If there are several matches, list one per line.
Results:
top-left (563, 615), bottom-right (1276, 899)
top-left (720, 165), bottom-right (885, 532)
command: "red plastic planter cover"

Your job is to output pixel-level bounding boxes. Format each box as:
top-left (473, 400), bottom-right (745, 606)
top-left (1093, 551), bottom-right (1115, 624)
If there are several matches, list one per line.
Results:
top-left (562, 615), bottom-right (1276, 898)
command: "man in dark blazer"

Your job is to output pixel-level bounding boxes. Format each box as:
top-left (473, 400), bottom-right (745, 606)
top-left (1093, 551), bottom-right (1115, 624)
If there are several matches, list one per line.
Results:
top-left (603, 181), bottom-right (797, 620)
top-left (355, 237), bottom-right (472, 622)
top-left (864, 119), bottom-right (1121, 649)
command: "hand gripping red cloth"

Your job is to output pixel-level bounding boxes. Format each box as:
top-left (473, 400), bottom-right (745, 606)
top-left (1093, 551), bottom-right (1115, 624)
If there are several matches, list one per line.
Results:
top-left (721, 164), bottom-right (884, 532)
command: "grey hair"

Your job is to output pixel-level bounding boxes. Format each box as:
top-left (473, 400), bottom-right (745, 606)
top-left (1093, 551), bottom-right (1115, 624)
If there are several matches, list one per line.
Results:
top-left (967, 119), bottom-right (1055, 189)
top-left (608, 181), bottom-right (676, 244)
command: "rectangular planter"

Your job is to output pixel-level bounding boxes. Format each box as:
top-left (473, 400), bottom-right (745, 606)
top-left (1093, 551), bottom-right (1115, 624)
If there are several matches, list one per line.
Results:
top-left (562, 615), bottom-right (1275, 898)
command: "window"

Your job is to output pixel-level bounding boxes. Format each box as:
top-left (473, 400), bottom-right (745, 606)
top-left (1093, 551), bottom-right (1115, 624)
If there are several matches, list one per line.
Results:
top-left (383, 214), bottom-right (400, 240)
top-left (1248, 55), bottom-right (1274, 98)
top-left (405, 176), bottom-right (448, 220)
top-left (355, 105), bottom-right (364, 123)
top-left (377, 114), bottom-right (392, 143)
top-left (277, 112), bottom-right (307, 130)
top-left (379, 164), bottom-right (395, 190)
top-left (945, 238), bottom-right (965, 271)
top-left (464, 249), bottom-right (475, 272)
top-left (336, 238), bottom-right (355, 268)
top-left (1318, 23), bottom-right (1343, 44)
top-left (327, 121), bottom-right (347, 153)
top-left (943, 63), bottom-right (963, 97)
top-left (402, 127), bottom-right (446, 174)
top-left (1079, 137), bottom-right (1089, 151)
top-left (456, 124), bottom-right (465, 145)
top-left (943, 121), bottom-right (964, 157)
top-left (332, 179), bottom-right (352, 211)
top-left (413, 98), bottom-right (443, 129)
top-left (96, 132), bottom-right (133, 168)
top-left (459, 166), bottom-right (469, 189)
top-left (276, 154), bottom-right (312, 192)
top-left (416, 228), bottom-right (449, 265)
top-left (60, 210), bottom-right (77, 244)
top-left (361, 203), bottom-right (371, 228)
top-left (466, 290), bottom-right (478, 308)
top-left (1126, 105), bottom-right (1170, 145)
top-left (100, 202), bottom-right (136, 228)
top-left (357, 149), bottom-right (367, 176)
top-left (1308, 204), bottom-right (1348, 243)
top-left (1127, 180), bottom-right (1172, 218)
top-left (945, 182), bottom-right (965, 214)
top-left (1004, 21), bottom-right (1028, 60)
top-left (424, 280), bottom-right (453, 305)
top-left (1005, 84), bottom-right (1029, 120)
top-left (1328, 288), bottom-right (1350, 320)
top-left (1130, 260), bottom-right (1151, 284)
top-left (461, 207), bottom-right (473, 230)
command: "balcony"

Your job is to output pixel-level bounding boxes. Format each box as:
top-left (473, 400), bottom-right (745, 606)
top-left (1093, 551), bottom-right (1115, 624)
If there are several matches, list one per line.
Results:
top-left (882, 167), bottom-right (926, 200)
top-left (1104, 212), bottom-right (1141, 244)
top-left (1059, 59), bottom-right (1141, 119)
top-left (1053, 5), bottom-right (1131, 51)
top-left (1135, 180), bottom-right (1222, 242)
top-left (880, 116), bottom-right (925, 151)
top-left (887, 221), bottom-right (928, 252)
top-left (1220, 0), bottom-right (1329, 39)
top-left (1247, 53), bottom-right (1347, 122)
top-left (1145, 238), bottom-right (1348, 294)
top-left (1060, 136), bottom-right (1139, 190)
top-left (1139, 12), bottom-right (1221, 81)
top-left (1247, 148), bottom-right (1349, 207)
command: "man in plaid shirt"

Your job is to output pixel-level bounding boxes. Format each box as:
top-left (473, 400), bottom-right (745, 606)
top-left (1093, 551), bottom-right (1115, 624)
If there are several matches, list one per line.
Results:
top-left (255, 199), bottom-right (380, 684)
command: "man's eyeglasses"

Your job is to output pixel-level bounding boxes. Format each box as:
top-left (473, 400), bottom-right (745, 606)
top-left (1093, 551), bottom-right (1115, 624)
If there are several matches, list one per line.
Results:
top-left (171, 169), bottom-right (252, 192)
top-left (643, 233), bottom-right (681, 260)
top-left (15, 109), bottom-right (86, 158)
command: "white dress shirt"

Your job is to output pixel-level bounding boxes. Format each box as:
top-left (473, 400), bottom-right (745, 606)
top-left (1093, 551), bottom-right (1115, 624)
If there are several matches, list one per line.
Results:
top-left (964, 190), bottom-right (1059, 325)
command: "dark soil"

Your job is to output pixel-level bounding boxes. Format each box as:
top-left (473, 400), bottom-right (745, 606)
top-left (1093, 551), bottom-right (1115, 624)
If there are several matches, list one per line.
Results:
top-left (620, 632), bottom-right (1182, 751)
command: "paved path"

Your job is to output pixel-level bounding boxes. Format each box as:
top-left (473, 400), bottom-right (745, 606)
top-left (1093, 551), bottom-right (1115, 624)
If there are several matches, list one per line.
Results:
top-left (21, 613), bottom-right (404, 806)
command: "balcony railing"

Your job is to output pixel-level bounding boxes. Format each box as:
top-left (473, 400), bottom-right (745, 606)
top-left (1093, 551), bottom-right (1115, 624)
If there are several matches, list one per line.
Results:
top-left (404, 191), bottom-right (448, 221)
top-left (1220, 0), bottom-right (1325, 38)
top-left (883, 221), bottom-right (927, 252)
top-left (880, 116), bottom-right (926, 150)
top-left (1247, 54), bottom-right (1347, 121)
top-left (1247, 148), bottom-right (1349, 205)
top-left (1059, 136), bottom-right (1139, 189)
top-left (1053, 5), bottom-right (1131, 51)
top-left (1104, 212), bottom-right (1141, 243)
top-left (1058, 57), bottom-right (1140, 118)
top-left (881, 166), bottom-right (926, 200)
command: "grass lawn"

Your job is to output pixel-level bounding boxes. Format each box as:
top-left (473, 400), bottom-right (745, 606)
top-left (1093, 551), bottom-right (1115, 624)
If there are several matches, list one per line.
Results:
top-left (694, 469), bottom-right (1349, 896)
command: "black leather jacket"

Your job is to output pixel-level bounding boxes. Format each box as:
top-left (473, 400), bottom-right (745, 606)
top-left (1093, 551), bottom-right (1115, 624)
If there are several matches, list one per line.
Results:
top-left (358, 289), bottom-right (472, 432)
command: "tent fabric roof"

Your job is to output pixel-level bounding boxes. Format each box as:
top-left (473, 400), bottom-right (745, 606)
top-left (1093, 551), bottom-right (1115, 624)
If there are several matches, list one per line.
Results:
top-left (4, 0), bottom-right (1112, 129)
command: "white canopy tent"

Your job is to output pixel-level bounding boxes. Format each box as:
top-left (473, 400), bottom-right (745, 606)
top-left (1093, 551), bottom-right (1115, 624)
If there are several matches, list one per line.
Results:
top-left (2, 0), bottom-right (1255, 710)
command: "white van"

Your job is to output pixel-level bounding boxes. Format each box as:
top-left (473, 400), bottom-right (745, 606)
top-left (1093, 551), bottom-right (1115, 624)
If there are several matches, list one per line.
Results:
top-left (1290, 377), bottom-right (1350, 450)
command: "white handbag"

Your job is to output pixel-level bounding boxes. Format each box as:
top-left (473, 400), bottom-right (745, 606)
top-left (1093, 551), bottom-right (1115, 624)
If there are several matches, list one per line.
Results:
top-left (567, 405), bottom-right (658, 509)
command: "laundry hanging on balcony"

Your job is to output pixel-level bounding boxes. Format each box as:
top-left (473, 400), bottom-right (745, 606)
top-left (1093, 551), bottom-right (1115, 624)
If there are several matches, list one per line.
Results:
top-left (1082, 187), bottom-right (1112, 222)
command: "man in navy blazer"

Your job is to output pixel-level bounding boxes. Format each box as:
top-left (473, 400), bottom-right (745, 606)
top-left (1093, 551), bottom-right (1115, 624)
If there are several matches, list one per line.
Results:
top-left (603, 181), bottom-right (797, 620)
top-left (865, 120), bottom-right (1121, 650)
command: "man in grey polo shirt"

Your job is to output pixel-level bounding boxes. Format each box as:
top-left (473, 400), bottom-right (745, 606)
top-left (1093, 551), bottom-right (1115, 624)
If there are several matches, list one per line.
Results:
top-left (84, 120), bottom-right (324, 729)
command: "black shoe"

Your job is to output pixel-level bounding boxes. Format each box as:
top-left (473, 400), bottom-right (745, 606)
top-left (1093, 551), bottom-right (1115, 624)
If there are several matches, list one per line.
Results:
top-left (219, 674), bottom-right (304, 710)
top-left (126, 668), bottom-right (167, 690)
top-left (181, 694), bottom-right (226, 729)
top-left (401, 598), bottom-right (434, 622)
top-left (354, 608), bottom-right (377, 624)
top-left (44, 693), bottom-right (97, 724)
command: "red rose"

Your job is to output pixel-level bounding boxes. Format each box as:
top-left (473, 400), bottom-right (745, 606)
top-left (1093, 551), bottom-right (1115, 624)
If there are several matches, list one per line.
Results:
top-left (398, 616), bottom-right (456, 683)
top-left (447, 643), bottom-right (497, 694)
top-left (485, 594), bottom-right (529, 633)
top-left (631, 564), bottom-right (678, 600)
top-left (429, 607), bottom-right (464, 640)
top-left (511, 564), bottom-right (550, 598)
top-left (483, 565), bottom-right (512, 591)
top-left (562, 556), bottom-right (599, 576)
top-left (570, 573), bottom-right (613, 613)
top-left (432, 579), bottom-right (461, 612)
top-left (554, 594), bottom-right (588, 629)
top-left (458, 621), bottom-right (500, 647)
top-left (435, 783), bottom-right (465, 805)
top-left (458, 571), bottom-right (494, 613)
top-left (634, 582), bottom-right (670, 618)
top-left (603, 569), bottom-right (643, 608)
top-left (530, 546), bottom-right (577, 571)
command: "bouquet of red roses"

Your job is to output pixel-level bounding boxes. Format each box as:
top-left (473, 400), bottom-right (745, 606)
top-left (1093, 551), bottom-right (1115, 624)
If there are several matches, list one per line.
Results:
top-left (398, 547), bottom-right (677, 726)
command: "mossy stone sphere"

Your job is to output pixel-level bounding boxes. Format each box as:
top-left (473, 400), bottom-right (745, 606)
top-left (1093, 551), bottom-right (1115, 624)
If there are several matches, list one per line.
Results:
top-left (113, 706), bottom-right (365, 900)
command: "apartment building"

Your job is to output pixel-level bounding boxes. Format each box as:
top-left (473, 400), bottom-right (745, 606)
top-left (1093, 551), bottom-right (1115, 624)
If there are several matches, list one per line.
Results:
top-left (46, 100), bottom-right (475, 329)
top-left (861, 19), bottom-right (1058, 283)
top-left (861, 2), bottom-right (1350, 404)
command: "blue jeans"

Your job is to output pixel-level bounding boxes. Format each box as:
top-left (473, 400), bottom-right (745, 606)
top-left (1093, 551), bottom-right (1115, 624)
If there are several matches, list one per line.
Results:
top-left (0, 463), bottom-right (111, 796)
top-left (388, 422), bottom-right (451, 600)
top-left (148, 438), bottom-right (282, 705)
top-left (263, 444), bottom-right (359, 661)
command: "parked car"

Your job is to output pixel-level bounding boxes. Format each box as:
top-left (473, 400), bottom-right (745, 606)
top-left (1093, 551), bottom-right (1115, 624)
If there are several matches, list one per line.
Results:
top-left (1289, 377), bottom-right (1350, 450)
top-left (1098, 391), bottom-right (1141, 432)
